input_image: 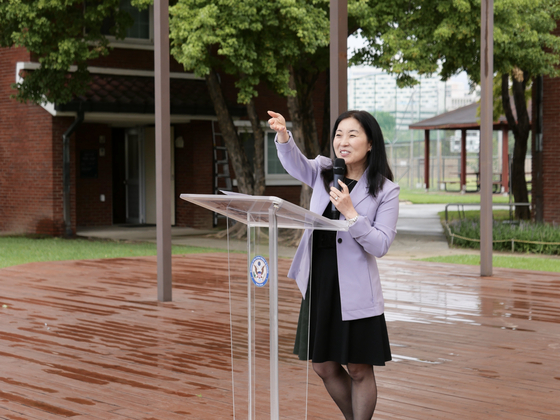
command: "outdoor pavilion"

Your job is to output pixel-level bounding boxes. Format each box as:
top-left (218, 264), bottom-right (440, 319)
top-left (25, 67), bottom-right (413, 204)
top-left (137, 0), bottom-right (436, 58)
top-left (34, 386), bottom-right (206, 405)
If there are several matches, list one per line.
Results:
top-left (409, 102), bottom-right (517, 193)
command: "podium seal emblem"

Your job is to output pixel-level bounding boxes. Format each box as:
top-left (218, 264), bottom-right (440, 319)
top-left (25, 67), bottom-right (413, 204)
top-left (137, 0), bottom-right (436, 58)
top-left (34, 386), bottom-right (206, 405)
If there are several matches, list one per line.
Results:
top-left (250, 256), bottom-right (269, 287)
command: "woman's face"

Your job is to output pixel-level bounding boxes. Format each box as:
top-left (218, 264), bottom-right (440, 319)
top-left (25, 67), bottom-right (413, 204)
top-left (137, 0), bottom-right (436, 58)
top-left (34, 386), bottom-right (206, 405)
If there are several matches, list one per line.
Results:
top-left (333, 117), bottom-right (371, 170)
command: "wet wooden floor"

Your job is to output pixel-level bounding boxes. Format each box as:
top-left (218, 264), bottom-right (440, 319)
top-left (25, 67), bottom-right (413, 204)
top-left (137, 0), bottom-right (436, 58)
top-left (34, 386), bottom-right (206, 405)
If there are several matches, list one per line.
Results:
top-left (0, 255), bottom-right (559, 419)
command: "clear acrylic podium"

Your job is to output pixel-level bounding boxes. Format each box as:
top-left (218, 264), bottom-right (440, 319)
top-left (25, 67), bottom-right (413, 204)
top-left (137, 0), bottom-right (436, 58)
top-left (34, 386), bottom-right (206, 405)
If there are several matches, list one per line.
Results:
top-left (180, 192), bottom-right (348, 419)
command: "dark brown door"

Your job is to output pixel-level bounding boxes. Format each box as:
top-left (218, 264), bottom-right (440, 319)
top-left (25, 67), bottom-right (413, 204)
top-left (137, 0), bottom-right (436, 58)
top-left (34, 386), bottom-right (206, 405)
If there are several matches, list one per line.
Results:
top-left (112, 128), bottom-right (126, 224)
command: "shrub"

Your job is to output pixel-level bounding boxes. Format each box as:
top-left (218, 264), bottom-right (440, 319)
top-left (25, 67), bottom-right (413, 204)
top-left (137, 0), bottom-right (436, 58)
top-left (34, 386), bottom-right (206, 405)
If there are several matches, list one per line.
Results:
top-left (445, 219), bottom-right (560, 255)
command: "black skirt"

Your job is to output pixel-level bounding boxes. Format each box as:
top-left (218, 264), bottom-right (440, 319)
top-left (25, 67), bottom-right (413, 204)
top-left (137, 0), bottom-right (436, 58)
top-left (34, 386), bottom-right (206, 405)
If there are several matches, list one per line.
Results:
top-left (293, 193), bottom-right (392, 366)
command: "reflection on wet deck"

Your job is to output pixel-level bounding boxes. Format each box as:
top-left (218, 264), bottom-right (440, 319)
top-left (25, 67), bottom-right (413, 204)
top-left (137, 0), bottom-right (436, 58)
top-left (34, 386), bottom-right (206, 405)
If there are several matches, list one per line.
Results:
top-left (0, 256), bottom-right (559, 419)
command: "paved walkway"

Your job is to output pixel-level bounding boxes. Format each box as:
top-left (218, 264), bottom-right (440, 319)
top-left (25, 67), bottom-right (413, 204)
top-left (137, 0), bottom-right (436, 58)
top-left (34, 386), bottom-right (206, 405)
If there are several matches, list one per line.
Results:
top-left (77, 204), bottom-right (464, 260)
top-left (387, 203), bottom-right (458, 260)
top-left (1, 255), bottom-right (559, 419)
top-left (2, 204), bottom-right (557, 418)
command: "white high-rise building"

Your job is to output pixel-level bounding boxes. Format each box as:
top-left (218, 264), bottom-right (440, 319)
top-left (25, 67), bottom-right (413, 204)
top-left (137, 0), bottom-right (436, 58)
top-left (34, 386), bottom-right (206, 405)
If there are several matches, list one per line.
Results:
top-left (348, 66), bottom-right (478, 132)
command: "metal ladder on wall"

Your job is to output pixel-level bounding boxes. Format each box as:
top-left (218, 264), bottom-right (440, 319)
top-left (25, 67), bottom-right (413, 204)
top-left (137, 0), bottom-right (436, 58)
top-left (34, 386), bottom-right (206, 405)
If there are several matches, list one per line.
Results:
top-left (212, 120), bottom-right (232, 226)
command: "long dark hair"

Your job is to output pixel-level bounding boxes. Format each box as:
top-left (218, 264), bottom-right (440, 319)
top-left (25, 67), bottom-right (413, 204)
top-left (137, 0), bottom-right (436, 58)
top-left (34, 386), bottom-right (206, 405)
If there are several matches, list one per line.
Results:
top-left (321, 110), bottom-right (394, 197)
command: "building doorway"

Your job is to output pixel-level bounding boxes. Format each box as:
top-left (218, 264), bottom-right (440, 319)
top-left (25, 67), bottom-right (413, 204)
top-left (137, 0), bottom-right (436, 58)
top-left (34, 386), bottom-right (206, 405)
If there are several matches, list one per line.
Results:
top-left (124, 128), bottom-right (145, 224)
top-left (112, 128), bottom-right (127, 224)
top-left (111, 126), bottom-right (175, 225)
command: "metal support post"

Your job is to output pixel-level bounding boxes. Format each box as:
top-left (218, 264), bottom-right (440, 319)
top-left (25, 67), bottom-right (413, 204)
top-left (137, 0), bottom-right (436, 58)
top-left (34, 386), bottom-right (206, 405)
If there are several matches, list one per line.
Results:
top-left (329, 0), bottom-right (347, 137)
top-left (155, 0), bottom-right (172, 300)
top-left (480, 0), bottom-right (494, 276)
top-left (424, 130), bottom-right (430, 190)
top-left (246, 217), bottom-right (254, 419)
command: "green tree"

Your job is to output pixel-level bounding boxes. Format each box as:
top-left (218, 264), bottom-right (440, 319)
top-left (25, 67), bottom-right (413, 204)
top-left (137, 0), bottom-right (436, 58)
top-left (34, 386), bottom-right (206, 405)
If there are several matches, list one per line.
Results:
top-left (353, 0), bottom-right (560, 219)
top-left (1, 0), bottom-right (329, 205)
top-left (165, 0), bottom-right (331, 208)
top-left (372, 111), bottom-right (396, 143)
top-left (0, 0), bottom-right (133, 104)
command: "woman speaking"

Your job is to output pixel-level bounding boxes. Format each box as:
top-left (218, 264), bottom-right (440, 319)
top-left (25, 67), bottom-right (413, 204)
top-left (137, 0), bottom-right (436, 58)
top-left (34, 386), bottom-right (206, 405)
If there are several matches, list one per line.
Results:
top-left (268, 110), bottom-right (399, 419)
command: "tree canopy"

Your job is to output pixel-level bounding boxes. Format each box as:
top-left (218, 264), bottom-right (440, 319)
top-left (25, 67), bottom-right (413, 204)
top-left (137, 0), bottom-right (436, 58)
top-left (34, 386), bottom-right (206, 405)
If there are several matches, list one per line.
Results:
top-left (372, 111), bottom-right (396, 143)
top-left (4, 0), bottom-right (558, 113)
top-left (352, 0), bottom-right (560, 86)
top-left (352, 0), bottom-right (560, 219)
top-left (161, 0), bottom-right (334, 200)
top-left (166, 0), bottom-right (330, 104)
top-left (4, 0), bottom-right (559, 217)
top-left (0, 0), bottom-right (133, 104)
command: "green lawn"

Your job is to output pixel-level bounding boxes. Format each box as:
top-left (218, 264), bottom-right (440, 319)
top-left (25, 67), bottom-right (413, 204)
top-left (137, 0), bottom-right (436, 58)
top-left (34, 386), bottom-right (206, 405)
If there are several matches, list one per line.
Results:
top-left (0, 236), bottom-right (225, 269)
top-left (419, 254), bottom-right (560, 272)
top-left (400, 188), bottom-right (512, 204)
top-left (4, 234), bottom-right (557, 274)
top-left (420, 203), bottom-right (560, 272)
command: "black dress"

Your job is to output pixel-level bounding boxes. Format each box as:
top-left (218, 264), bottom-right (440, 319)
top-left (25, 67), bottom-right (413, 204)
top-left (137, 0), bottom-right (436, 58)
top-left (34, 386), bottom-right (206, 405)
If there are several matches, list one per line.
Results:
top-left (293, 179), bottom-right (392, 366)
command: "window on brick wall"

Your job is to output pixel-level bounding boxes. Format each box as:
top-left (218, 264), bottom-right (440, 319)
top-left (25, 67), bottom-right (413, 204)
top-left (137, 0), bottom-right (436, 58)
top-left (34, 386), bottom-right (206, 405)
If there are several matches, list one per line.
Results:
top-left (100, 0), bottom-right (153, 45)
top-left (121, 0), bottom-right (150, 39)
top-left (237, 125), bottom-right (300, 186)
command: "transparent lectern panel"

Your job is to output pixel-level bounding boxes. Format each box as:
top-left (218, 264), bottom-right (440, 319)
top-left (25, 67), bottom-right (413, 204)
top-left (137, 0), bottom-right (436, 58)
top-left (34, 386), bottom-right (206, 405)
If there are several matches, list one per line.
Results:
top-left (179, 194), bottom-right (347, 419)
top-left (247, 222), bottom-right (271, 418)
top-left (276, 226), bottom-right (311, 420)
top-left (227, 220), bottom-right (309, 419)
top-left (225, 216), bottom-right (250, 419)
top-left (179, 193), bottom-right (348, 232)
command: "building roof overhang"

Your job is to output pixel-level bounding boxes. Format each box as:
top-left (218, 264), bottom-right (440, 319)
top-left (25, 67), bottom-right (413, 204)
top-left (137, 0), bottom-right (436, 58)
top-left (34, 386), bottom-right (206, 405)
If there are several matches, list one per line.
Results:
top-left (16, 62), bottom-right (245, 124)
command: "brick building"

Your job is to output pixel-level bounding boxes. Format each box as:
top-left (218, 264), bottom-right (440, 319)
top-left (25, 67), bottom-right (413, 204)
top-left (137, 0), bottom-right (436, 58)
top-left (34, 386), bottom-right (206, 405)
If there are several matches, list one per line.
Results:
top-left (0, 23), bottom-right (327, 236)
top-left (532, 23), bottom-right (560, 225)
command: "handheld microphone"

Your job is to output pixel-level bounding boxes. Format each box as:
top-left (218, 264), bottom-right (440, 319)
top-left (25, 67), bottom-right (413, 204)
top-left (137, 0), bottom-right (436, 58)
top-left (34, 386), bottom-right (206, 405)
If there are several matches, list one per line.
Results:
top-left (331, 158), bottom-right (346, 218)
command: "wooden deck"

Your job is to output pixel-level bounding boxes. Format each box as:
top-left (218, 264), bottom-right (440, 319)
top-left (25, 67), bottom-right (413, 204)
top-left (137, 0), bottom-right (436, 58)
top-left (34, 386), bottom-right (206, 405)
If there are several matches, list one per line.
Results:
top-left (0, 255), bottom-right (559, 419)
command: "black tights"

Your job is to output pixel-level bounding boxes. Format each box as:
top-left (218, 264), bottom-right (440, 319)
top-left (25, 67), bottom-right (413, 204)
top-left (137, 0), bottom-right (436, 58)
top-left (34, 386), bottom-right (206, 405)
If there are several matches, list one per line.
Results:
top-left (313, 361), bottom-right (377, 420)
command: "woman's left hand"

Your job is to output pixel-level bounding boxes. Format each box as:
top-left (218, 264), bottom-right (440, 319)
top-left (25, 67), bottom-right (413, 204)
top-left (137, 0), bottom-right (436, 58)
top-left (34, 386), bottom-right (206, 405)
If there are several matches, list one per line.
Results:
top-left (330, 180), bottom-right (358, 220)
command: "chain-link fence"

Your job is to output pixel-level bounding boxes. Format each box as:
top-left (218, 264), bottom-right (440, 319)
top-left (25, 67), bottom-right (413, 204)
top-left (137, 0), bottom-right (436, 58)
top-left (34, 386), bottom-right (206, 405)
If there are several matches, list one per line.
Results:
top-left (348, 71), bottom-right (532, 192)
top-left (386, 133), bottom-right (531, 192)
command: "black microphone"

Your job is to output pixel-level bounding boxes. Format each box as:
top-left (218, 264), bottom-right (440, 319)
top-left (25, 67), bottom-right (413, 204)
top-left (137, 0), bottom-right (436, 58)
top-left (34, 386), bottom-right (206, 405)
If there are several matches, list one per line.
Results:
top-left (331, 158), bottom-right (346, 218)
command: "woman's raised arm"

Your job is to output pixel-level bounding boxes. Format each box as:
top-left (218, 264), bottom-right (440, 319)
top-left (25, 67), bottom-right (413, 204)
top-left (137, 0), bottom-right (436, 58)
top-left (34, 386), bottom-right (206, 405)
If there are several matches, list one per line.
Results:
top-left (267, 110), bottom-right (289, 143)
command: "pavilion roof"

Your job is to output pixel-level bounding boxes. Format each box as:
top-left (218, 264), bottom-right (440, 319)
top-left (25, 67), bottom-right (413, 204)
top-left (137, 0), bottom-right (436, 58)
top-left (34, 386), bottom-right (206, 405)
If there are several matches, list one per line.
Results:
top-left (408, 101), bottom-right (530, 131)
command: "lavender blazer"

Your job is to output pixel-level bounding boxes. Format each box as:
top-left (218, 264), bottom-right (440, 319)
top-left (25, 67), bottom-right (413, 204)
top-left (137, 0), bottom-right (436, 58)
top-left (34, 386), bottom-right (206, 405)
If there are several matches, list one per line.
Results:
top-left (276, 132), bottom-right (400, 321)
